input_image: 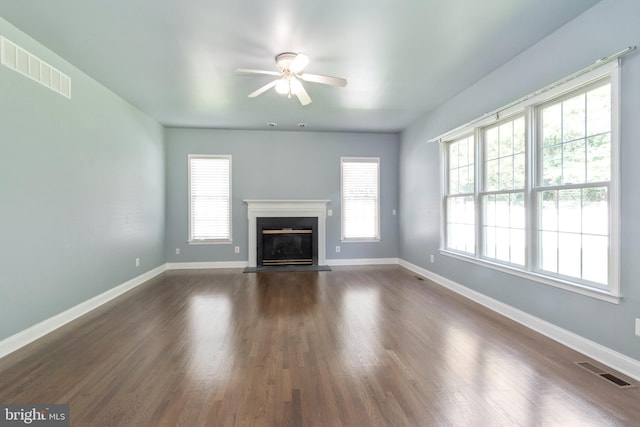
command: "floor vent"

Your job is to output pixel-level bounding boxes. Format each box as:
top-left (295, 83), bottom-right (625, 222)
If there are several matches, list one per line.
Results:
top-left (414, 276), bottom-right (424, 281)
top-left (1, 36), bottom-right (71, 98)
top-left (576, 362), bottom-right (636, 389)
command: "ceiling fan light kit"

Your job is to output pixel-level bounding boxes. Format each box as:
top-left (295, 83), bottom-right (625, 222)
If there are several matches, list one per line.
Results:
top-left (237, 52), bottom-right (347, 106)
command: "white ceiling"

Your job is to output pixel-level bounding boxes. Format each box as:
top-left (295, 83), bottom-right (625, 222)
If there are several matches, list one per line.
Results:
top-left (0, 0), bottom-right (600, 132)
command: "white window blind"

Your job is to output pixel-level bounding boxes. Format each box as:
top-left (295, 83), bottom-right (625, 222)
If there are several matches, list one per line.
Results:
top-left (341, 157), bottom-right (380, 241)
top-left (189, 155), bottom-right (232, 242)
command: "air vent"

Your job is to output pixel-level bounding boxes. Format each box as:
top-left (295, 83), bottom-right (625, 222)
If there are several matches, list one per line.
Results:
top-left (576, 362), bottom-right (636, 389)
top-left (1, 36), bottom-right (71, 98)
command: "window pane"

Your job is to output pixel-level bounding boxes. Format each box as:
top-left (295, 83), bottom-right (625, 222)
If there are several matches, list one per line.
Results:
top-left (510, 228), bottom-right (525, 266)
top-left (539, 190), bottom-right (558, 231)
top-left (563, 139), bottom-right (586, 184)
top-left (481, 192), bottom-right (524, 266)
top-left (448, 136), bottom-right (474, 195)
top-left (558, 189), bottom-right (581, 233)
top-left (539, 230), bottom-right (558, 273)
top-left (486, 159), bottom-right (500, 191)
top-left (486, 127), bottom-right (499, 159)
top-left (483, 117), bottom-right (524, 192)
top-left (513, 153), bottom-right (525, 189)
top-left (499, 156), bottom-right (513, 190)
top-left (513, 117), bottom-right (526, 154)
top-left (558, 232), bottom-right (581, 278)
top-left (542, 145), bottom-right (562, 186)
top-left (582, 187), bottom-right (608, 235)
top-left (582, 235), bottom-right (608, 284)
top-left (562, 93), bottom-right (586, 142)
top-left (537, 186), bottom-right (609, 283)
top-left (587, 84), bottom-right (611, 136)
top-left (542, 103), bottom-right (561, 147)
top-left (587, 134), bottom-right (610, 182)
top-left (540, 82), bottom-right (610, 189)
top-left (447, 196), bottom-right (475, 254)
top-left (499, 121), bottom-right (513, 157)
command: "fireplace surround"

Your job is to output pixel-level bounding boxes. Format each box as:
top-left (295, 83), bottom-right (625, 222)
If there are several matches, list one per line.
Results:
top-left (244, 200), bottom-right (330, 268)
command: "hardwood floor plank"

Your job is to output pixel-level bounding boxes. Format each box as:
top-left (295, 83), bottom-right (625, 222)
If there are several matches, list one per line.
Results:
top-left (1, 266), bottom-right (638, 426)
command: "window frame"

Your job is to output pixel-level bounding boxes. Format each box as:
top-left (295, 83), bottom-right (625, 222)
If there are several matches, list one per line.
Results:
top-left (188, 154), bottom-right (233, 245)
top-left (439, 61), bottom-right (620, 303)
top-left (341, 157), bottom-right (381, 242)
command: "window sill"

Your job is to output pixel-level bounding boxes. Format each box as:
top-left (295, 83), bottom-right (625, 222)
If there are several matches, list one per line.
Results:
top-left (341, 238), bottom-right (381, 243)
top-left (189, 239), bottom-right (233, 245)
top-left (439, 249), bottom-right (621, 304)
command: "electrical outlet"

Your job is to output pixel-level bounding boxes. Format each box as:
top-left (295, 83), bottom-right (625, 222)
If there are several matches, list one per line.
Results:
top-left (430, 254), bottom-right (434, 263)
top-left (175, 248), bottom-right (180, 255)
top-left (392, 209), bottom-right (397, 216)
top-left (636, 318), bottom-right (640, 337)
top-left (235, 246), bottom-right (240, 254)
top-left (135, 258), bottom-right (140, 267)
top-left (335, 246), bottom-right (341, 253)
top-left (327, 209), bottom-right (333, 216)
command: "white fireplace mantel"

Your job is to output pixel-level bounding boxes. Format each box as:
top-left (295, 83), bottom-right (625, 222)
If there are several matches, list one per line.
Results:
top-left (244, 199), bottom-right (330, 268)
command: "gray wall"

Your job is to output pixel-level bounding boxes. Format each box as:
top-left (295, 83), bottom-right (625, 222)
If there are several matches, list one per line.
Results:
top-left (165, 128), bottom-right (399, 263)
top-left (399, 0), bottom-right (640, 361)
top-left (0, 17), bottom-right (166, 341)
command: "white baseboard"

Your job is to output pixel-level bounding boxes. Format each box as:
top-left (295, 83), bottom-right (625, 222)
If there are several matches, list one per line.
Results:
top-left (0, 264), bottom-right (167, 359)
top-left (326, 257), bottom-right (399, 266)
top-left (166, 261), bottom-right (249, 270)
top-left (398, 259), bottom-right (640, 382)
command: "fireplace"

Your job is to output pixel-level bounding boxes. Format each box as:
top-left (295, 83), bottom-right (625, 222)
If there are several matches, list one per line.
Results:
top-left (244, 200), bottom-right (330, 268)
top-left (257, 217), bottom-right (318, 266)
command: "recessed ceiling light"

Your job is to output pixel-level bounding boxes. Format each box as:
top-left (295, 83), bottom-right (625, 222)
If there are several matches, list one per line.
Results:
top-left (267, 122), bottom-right (277, 127)
top-left (297, 123), bottom-right (307, 128)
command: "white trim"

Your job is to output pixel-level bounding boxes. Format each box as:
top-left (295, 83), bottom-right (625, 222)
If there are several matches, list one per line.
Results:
top-left (166, 261), bottom-right (248, 270)
top-left (0, 264), bottom-right (167, 359)
top-left (326, 257), bottom-right (399, 266)
top-left (244, 199), bottom-right (330, 268)
top-left (398, 259), bottom-right (640, 382)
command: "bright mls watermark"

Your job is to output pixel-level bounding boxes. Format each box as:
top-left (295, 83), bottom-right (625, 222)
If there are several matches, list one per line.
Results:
top-left (0, 405), bottom-right (69, 426)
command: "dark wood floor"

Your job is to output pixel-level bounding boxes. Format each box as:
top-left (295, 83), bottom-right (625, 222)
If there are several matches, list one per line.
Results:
top-left (1, 265), bottom-right (638, 426)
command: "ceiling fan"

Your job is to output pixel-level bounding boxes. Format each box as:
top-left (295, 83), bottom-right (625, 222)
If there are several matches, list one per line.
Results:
top-left (236, 52), bottom-right (347, 106)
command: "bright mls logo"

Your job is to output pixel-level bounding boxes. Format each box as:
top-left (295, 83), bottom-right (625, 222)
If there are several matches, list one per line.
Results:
top-left (0, 405), bottom-right (69, 427)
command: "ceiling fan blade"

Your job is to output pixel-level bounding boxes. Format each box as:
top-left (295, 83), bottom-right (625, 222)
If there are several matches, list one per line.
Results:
top-left (289, 54), bottom-right (309, 73)
top-left (248, 80), bottom-right (278, 98)
top-left (295, 83), bottom-right (312, 106)
top-left (300, 73), bottom-right (347, 87)
top-left (236, 68), bottom-right (281, 76)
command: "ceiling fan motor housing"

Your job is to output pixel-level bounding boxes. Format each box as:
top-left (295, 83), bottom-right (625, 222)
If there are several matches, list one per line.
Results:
top-left (275, 52), bottom-right (299, 71)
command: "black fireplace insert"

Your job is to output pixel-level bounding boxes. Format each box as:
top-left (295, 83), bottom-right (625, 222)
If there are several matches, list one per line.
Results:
top-left (257, 217), bottom-right (318, 266)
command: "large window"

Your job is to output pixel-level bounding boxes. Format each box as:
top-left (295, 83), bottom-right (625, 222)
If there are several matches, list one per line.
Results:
top-left (189, 155), bottom-right (232, 243)
top-left (341, 157), bottom-right (380, 241)
top-left (441, 63), bottom-right (619, 301)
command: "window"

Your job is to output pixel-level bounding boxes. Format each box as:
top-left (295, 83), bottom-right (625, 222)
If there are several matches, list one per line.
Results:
top-left (189, 155), bottom-right (232, 243)
top-left (482, 117), bottom-right (526, 266)
top-left (441, 62), bottom-right (619, 301)
top-left (341, 157), bottom-right (380, 241)
top-left (445, 135), bottom-right (475, 253)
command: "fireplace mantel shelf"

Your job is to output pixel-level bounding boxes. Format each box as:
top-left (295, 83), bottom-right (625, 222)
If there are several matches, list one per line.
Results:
top-left (244, 200), bottom-right (330, 268)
